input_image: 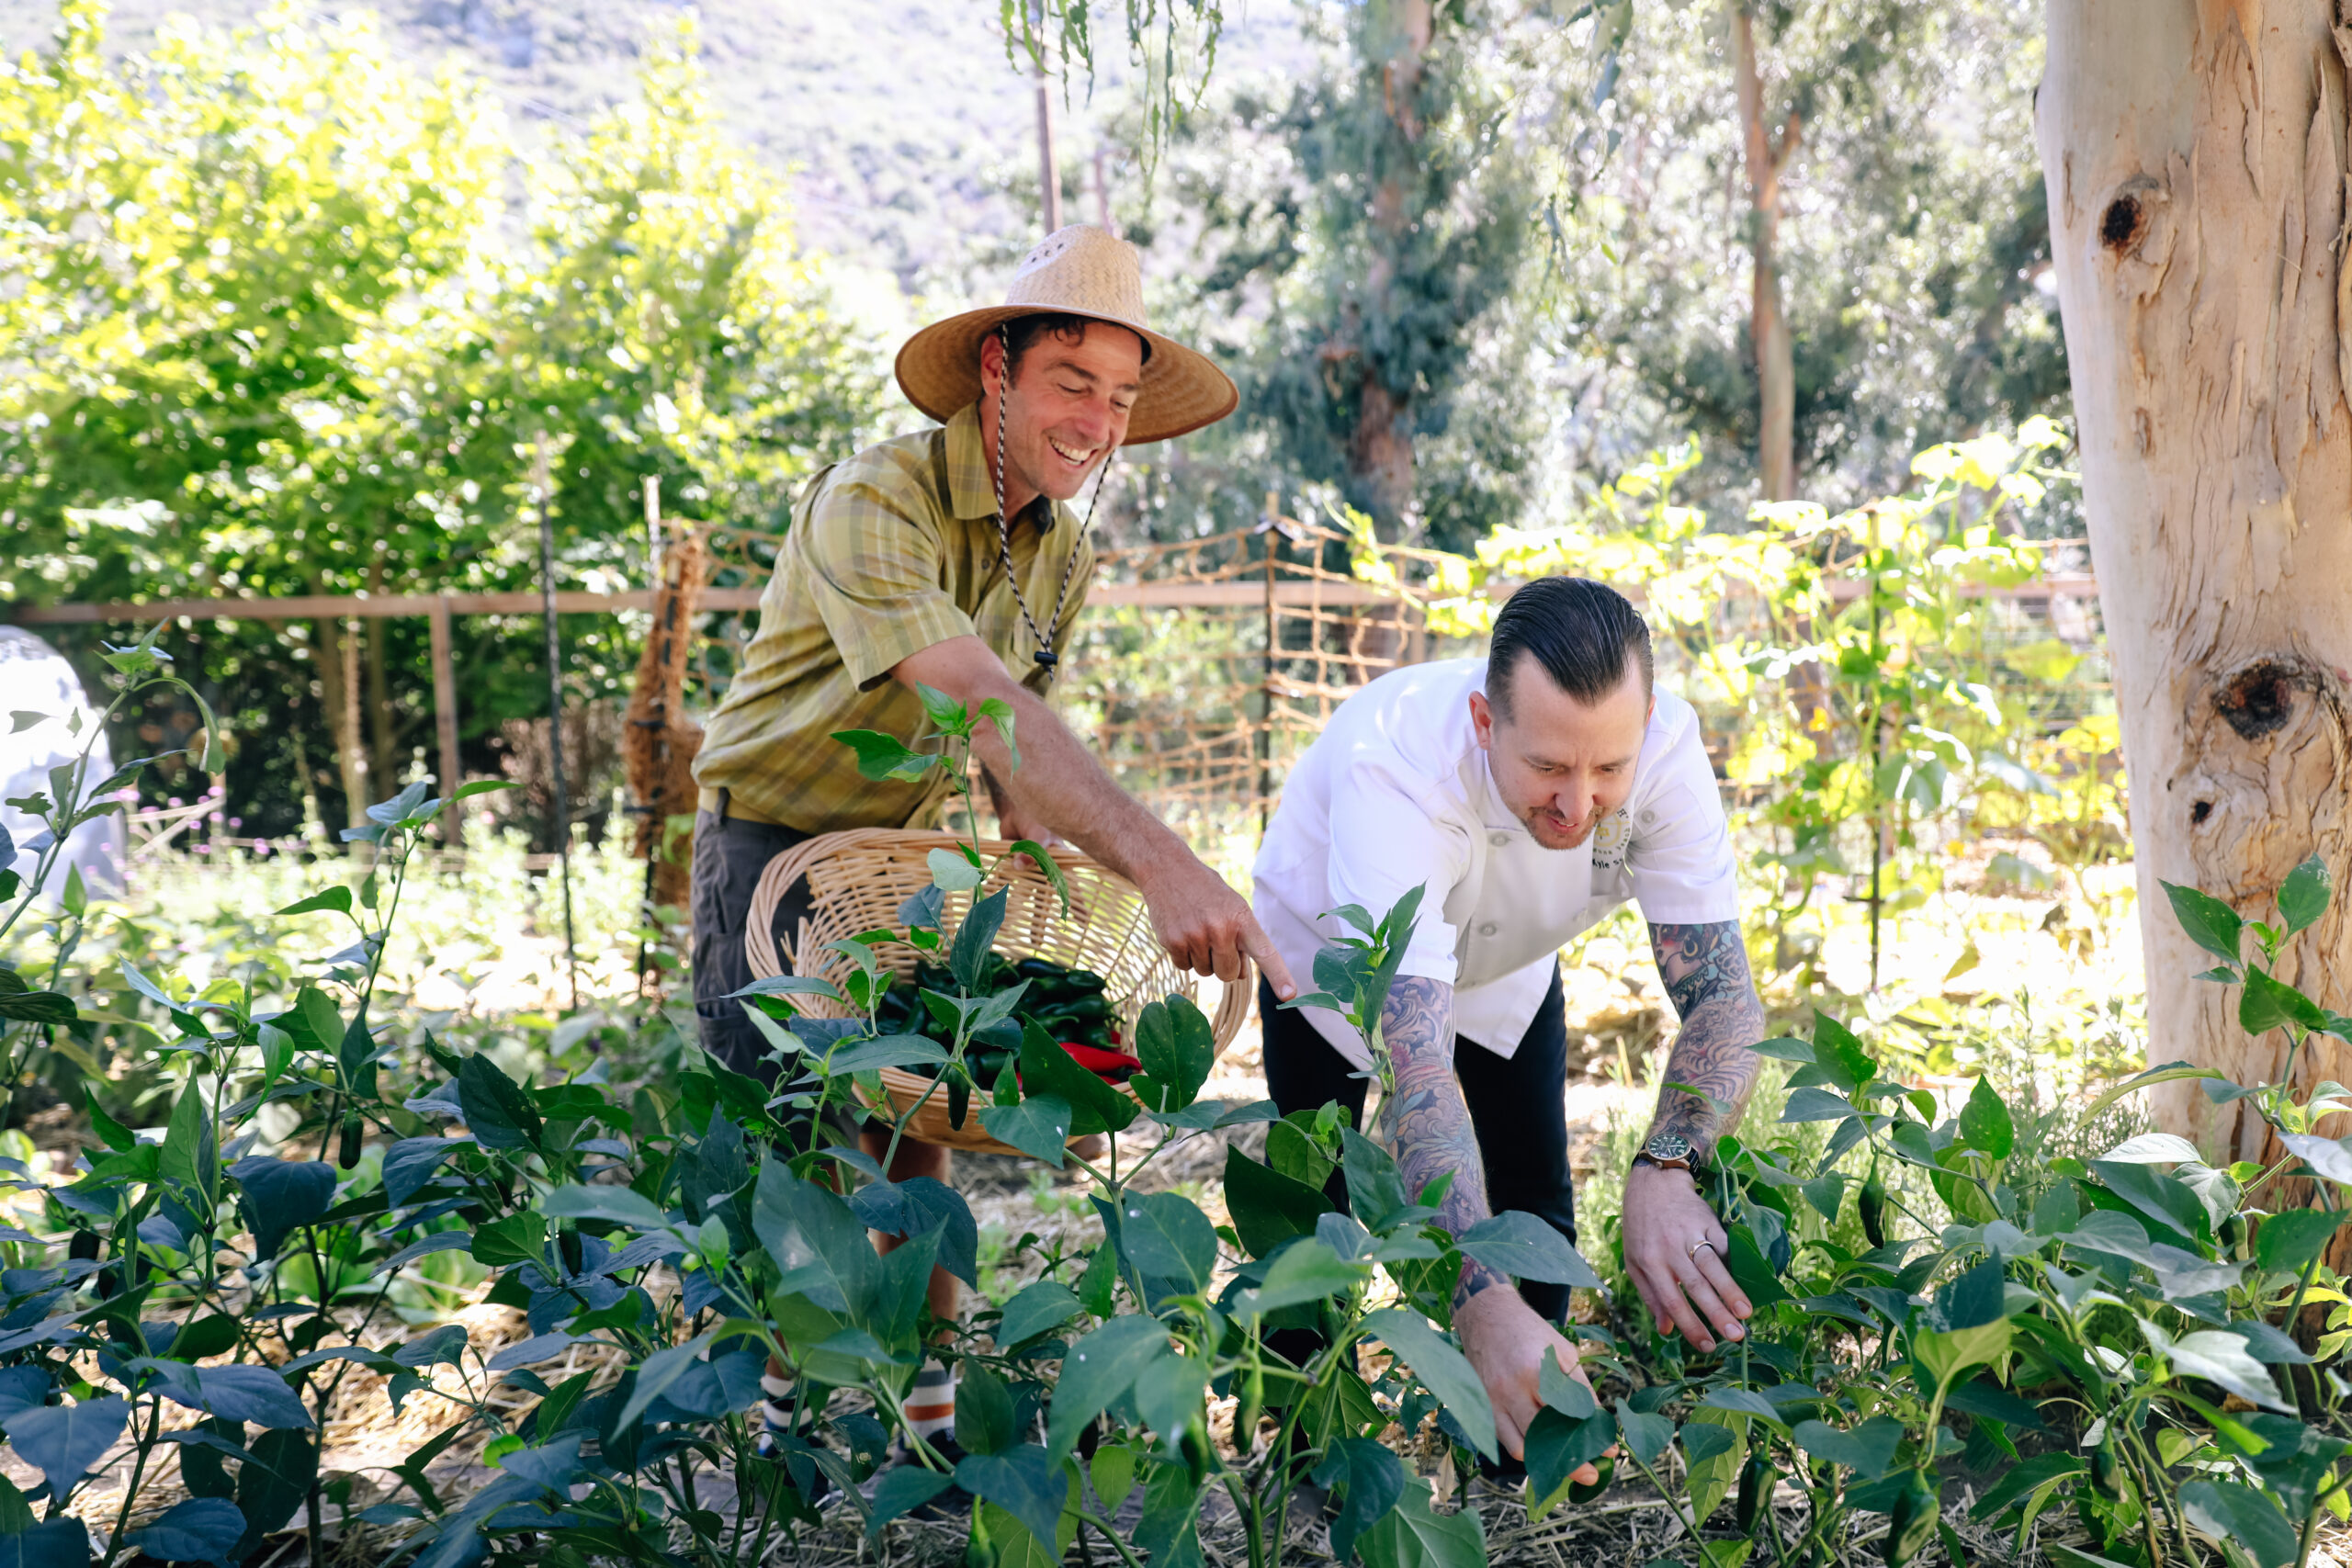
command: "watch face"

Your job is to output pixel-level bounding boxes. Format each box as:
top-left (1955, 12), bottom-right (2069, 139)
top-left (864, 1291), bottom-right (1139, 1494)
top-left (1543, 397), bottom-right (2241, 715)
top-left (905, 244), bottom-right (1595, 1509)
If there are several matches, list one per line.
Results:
top-left (1647, 1132), bottom-right (1694, 1164)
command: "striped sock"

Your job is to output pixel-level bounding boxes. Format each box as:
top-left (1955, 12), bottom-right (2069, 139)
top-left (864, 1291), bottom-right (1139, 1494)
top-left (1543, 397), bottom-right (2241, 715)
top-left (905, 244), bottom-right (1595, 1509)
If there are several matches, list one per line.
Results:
top-left (757, 1371), bottom-right (797, 1455)
top-left (903, 1359), bottom-right (956, 1443)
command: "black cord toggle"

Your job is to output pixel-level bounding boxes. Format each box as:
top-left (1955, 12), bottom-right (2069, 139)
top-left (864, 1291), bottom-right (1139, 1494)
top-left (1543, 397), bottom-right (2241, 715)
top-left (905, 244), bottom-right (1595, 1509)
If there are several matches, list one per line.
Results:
top-left (1033, 649), bottom-right (1058, 669)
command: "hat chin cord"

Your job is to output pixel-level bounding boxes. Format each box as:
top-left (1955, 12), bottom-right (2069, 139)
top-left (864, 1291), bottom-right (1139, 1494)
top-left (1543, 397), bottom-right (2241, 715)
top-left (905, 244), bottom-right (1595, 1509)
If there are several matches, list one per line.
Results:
top-left (989, 321), bottom-right (1112, 680)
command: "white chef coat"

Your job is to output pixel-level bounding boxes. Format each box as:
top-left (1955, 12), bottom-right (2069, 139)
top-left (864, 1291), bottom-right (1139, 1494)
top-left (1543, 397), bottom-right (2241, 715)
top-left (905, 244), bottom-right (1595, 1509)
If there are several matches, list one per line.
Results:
top-left (1252, 657), bottom-right (1740, 1071)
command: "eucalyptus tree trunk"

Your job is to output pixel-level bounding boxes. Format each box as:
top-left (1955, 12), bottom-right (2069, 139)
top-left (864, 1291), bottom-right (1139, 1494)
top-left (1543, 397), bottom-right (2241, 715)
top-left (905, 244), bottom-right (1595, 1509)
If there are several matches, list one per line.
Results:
top-left (1731, 4), bottom-right (1800, 502)
top-left (1349, 0), bottom-right (1430, 535)
top-left (2039, 1), bottom-right (2352, 1158)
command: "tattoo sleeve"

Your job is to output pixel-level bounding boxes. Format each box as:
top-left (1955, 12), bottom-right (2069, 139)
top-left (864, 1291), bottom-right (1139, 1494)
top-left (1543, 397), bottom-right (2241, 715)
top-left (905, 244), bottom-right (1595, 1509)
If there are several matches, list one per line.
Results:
top-left (1644, 920), bottom-right (1769, 1157)
top-left (1379, 976), bottom-right (1511, 1306)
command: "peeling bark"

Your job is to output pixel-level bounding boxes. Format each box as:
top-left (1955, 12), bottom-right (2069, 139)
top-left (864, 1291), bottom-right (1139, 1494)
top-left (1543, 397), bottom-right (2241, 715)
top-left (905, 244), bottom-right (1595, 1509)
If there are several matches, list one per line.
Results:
top-left (2040, 0), bottom-right (2352, 1153)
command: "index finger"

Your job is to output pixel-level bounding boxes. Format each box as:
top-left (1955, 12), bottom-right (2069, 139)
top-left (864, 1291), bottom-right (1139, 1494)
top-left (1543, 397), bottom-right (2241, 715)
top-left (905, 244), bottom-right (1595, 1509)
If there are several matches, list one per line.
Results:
top-left (1239, 913), bottom-right (1296, 1000)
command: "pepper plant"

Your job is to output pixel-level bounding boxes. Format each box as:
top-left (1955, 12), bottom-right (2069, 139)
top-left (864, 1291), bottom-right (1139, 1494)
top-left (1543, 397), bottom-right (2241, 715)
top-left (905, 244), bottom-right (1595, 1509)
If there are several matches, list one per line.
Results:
top-left (1525, 854), bottom-right (2352, 1568)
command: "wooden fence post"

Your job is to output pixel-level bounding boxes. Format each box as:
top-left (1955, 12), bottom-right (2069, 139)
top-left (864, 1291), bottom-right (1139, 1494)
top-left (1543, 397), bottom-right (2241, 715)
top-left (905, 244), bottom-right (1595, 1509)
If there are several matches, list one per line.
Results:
top-left (428, 595), bottom-right (461, 844)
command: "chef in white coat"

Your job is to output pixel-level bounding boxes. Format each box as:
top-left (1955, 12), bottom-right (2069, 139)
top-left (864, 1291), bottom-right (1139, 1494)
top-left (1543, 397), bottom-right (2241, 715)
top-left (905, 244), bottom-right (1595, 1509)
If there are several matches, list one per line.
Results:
top-left (1253, 576), bottom-right (1770, 1463)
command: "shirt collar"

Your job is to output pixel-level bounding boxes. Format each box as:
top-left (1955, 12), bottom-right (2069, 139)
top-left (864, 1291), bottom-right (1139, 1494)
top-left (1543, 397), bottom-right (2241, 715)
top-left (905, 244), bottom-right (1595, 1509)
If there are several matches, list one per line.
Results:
top-left (943, 400), bottom-right (1070, 534)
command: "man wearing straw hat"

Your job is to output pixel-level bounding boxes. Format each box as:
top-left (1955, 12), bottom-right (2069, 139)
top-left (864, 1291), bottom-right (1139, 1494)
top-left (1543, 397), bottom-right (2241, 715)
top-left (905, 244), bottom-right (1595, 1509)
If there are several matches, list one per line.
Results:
top-left (692, 224), bottom-right (1297, 1470)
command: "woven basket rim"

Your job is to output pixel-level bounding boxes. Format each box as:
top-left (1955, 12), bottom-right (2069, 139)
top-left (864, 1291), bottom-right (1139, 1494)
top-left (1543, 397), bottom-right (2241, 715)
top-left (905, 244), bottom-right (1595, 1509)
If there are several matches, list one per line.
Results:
top-left (740, 827), bottom-right (1250, 1156)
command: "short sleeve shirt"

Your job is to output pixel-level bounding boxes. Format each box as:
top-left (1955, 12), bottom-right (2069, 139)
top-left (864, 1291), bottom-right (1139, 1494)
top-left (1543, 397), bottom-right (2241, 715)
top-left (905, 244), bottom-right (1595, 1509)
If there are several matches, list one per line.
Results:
top-left (1250, 658), bottom-right (1740, 1070)
top-left (692, 401), bottom-right (1094, 832)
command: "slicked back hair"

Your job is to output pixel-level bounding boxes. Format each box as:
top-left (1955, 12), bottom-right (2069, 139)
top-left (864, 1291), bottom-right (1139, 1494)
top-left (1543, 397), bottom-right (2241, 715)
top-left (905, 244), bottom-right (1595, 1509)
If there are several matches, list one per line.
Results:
top-left (1486, 576), bottom-right (1655, 721)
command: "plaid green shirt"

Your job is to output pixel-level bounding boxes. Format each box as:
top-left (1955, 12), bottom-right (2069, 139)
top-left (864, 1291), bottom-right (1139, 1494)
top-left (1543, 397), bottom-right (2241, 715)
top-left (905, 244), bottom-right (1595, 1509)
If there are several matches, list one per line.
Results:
top-left (694, 400), bottom-right (1095, 833)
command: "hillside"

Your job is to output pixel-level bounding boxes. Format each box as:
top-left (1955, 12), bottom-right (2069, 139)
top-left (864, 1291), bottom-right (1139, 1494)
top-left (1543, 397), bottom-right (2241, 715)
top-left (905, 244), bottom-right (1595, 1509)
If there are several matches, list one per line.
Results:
top-left (0, 0), bottom-right (1311, 309)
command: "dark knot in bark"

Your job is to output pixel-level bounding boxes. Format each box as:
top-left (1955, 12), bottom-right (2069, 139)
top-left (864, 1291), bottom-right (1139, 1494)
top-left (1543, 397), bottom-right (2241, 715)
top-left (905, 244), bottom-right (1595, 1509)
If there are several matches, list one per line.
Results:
top-left (2213, 659), bottom-right (2312, 741)
top-left (2100, 195), bottom-right (2144, 253)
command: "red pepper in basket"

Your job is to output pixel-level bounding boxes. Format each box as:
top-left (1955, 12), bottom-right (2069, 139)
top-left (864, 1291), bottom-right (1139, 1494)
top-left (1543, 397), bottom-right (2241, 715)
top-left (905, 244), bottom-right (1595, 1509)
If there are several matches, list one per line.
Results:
top-left (1060, 1042), bottom-right (1143, 1081)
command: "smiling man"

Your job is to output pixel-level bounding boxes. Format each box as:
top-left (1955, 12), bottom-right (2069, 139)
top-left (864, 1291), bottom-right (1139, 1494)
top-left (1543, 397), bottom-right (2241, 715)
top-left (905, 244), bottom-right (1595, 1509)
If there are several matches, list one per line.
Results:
top-left (1253, 576), bottom-right (1768, 1464)
top-left (693, 225), bottom-right (1295, 1468)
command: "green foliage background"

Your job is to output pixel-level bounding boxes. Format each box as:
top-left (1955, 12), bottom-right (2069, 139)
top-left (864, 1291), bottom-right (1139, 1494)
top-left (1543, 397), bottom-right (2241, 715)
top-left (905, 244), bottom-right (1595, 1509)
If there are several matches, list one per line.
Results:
top-left (0, 2), bottom-right (885, 838)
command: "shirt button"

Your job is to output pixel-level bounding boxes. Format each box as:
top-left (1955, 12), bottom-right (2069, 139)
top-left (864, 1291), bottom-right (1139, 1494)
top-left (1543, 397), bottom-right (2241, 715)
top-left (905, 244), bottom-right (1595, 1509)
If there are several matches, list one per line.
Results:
top-left (1488, 831), bottom-right (1510, 847)
top-left (1478, 922), bottom-right (1498, 938)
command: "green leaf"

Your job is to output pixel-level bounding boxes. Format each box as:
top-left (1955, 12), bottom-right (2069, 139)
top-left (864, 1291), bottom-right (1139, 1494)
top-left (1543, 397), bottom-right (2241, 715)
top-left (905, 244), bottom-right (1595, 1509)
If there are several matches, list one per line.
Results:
top-left (1130, 994), bottom-right (1216, 1114)
top-left (457, 1053), bottom-right (544, 1154)
top-left (751, 1164), bottom-right (876, 1319)
top-left (2243, 965), bottom-right (2327, 1035)
top-left (927, 847), bottom-right (985, 892)
top-left (0, 989), bottom-right (74, 1025)
top-left (2255, 1208), bottom-right (2345, 1273)
top-left (980, 1096), bottom-right (1072, 1165)
top-left (957, 1455), bottom-right (1069, 1556)
top-left (1913, 1319), bottom-right (2012, 1392)
top-left (452, 779), bottom-right (519, 802)
top-left (1792, 1416), bottom-right (1905, 1479)
top-left (914, 682), bottom-right (969, 733)
top-left (1116, 1192), bottom-right (1218, 1293)
top-left (2079, 1060), bottom-right (2223, 1127)
top-left (2164, 881), bottom-right (2245, 964)
top-left (274, 886), bottom-right (353, 919)
top-left (1354, 1477), bottom-right (1486, 1568)
top-left (1523, 1406), bottom-right (1616, 1509)
top-left (1456, 1212), bottom-right (1602, 1288)
top-left (470, 1213), bottom-right (546, 1269)
top-left (956, 1365), bottom-right (1019, 1457)
top-left (1957, 1076), bottom-right (2015, 1158)
top-left (2181, 1480), bottom-right (2300, 1568)
top-left (1363, 1308), bottom-right (1497, 1462)
top-left (1235, 1236), bottom-right (1370, 1316)
top-left (831, 729), bottom-right (938, 783)
top-left (2147, 1323), bottom-right (2290, 1412)
top-left (1722, 1224), bottom-right (1790, 1307)
top-left (821, 1034), bottom-right (950, 1075)
top-left (996, 1280), bottom-right (1082, 1348)
top-left (158, 1077), bottom-right (212, 1195)
top-left (1811, 1011), bottom-right (1876, 1091)
top-left (1780, 1087), bottom-right (1857, 1122)
top-left (288, 986), bottom-right (345, 1057)
top-left (1045, 1316), bottom-right (1170, 1463)
top-left (85, 1090), bottom-right (133, 1154)
top-left (539, 1185), bottom-right (670, 1231)
top-left (1613, 1401), bottom-right (1674, 1466)
top-left (1018, 1019), bottom-right (1135, 1135)
top-left (1750, 1035), bottom-right (1816, 1063)
top-left (615, 1332), bottom-right (716, 1434)
top-left (2278, 854), bottom-right (2333, 937)
top-left (1004, 840), bottom-right (1070, 915)
top-left (1223, 1145), bottom-right (1333, 1258)
top-left (1314, 1437), bottom-right (1408, 1565)
top-left (866, 1467), bottom-right (956, 1543)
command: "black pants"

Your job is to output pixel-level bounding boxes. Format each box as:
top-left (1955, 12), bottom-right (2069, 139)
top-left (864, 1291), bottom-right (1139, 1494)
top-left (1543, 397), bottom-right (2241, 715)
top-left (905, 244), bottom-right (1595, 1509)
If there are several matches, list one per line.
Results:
top-left (1259, 964), bottom-right (1578, 1323)
top-left (689, 806), bottom-right (818, 1086)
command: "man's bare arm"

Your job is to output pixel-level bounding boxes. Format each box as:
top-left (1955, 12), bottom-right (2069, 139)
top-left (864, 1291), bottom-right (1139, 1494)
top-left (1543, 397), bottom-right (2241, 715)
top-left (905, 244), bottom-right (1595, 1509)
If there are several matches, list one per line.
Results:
top-left (1381, 973), bottom-right (1601, 1462)
top-left (892, 636), bottom-right (1295, 995)
top-left (1382, 976), bottom-right (1508, 1305)
top-left (1621, 919), bottom-right (1765, 1350)
top-left (1642, 920), bottom-right (1768, 1155)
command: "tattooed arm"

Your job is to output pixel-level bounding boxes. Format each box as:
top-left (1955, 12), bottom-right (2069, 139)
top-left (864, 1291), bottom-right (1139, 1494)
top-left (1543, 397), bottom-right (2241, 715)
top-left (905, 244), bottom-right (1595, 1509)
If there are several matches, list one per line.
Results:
top-left (1644, 920), bottom-right (1769, 1155)
top-left (1383, 975), bottom-right (1602, 1467)
top-left (1623, 919), bottom-right (1768, 1350)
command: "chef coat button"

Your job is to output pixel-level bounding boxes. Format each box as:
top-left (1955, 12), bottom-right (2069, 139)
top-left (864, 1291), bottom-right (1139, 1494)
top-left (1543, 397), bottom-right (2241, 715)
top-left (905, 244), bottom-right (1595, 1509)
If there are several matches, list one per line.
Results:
top-left (1477, 922), bottom-right (1498, 937)
top-left (1488, 831), bottom-right (1510, 847)
top-left (1639, 809), bottom-right (1656, 825)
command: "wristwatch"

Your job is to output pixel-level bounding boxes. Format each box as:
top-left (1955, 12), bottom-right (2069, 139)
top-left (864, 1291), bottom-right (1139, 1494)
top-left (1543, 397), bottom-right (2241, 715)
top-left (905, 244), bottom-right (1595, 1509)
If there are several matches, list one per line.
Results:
top-left (1633, 1131), bottom-right (1698, 1174)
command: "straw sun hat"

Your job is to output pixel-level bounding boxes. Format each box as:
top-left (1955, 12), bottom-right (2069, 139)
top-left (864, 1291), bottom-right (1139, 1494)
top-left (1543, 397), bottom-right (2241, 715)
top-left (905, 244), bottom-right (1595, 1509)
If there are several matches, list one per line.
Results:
top-left (894, 224), bottom-right (1238, 446)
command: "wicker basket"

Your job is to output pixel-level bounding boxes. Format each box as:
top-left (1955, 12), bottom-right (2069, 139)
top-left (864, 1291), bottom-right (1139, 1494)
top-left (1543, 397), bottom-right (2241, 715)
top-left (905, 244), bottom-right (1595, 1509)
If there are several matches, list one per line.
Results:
top-left (741, 828), bottom-right (1252, 1156)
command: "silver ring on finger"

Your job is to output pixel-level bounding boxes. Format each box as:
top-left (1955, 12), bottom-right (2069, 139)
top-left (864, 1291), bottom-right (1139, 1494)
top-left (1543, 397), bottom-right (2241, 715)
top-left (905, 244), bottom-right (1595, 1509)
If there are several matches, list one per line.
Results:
top-left (1688, 1240), bottom-right (1716, 1263)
